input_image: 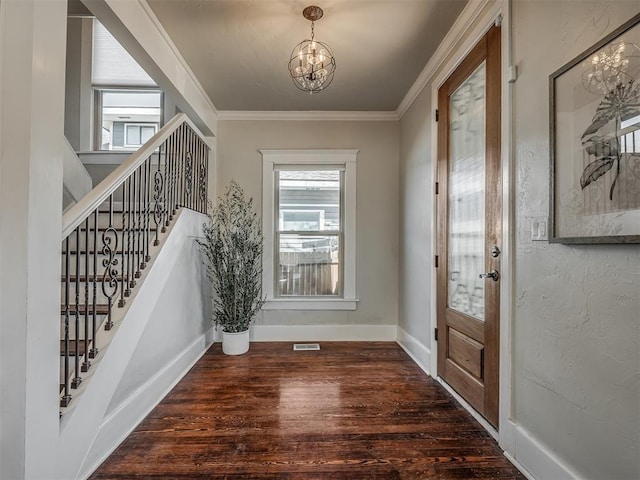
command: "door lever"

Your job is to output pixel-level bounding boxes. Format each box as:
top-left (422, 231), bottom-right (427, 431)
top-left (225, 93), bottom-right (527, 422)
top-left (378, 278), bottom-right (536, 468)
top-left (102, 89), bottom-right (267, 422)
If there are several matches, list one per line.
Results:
top-left (479, 269), bottom-right (500, 281)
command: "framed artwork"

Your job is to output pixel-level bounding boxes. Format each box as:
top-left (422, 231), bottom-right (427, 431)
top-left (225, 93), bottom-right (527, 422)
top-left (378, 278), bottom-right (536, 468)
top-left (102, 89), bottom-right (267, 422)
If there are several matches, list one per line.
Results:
top-left (550, 13), bottom-right (640, 243)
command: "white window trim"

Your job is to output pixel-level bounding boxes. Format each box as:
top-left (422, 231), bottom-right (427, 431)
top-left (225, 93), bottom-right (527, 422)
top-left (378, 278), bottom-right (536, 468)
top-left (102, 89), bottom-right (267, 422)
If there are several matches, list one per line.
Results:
top-left (123, 123), bottom-right (158, 148)
top-left (261, 149), bottom-right (358, 311)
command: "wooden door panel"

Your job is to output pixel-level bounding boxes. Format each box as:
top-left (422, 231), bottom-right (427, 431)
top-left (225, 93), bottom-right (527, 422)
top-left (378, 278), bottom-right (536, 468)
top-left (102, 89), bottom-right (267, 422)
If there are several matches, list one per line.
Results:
top-left (436, 25), bottom-right (501, 428)
top-left (447, 310), bottom-right (485, 343)
top-left (445, 358), bottom-right (484, 412)
top-left (448, 328), bottom-right (484, 379)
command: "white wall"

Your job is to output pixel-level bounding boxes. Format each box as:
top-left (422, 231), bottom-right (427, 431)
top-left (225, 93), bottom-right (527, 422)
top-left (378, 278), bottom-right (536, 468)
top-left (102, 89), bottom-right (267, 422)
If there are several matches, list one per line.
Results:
top-left (75, 210), bottom-right (213, 480)
top-left (512, 2), bottom-right (639, 478)
top-left (398, 1), bottom-right (640, 479)
top-left (218, 120), bottom-right (399, 332)
top-left (0, 1), bottom-right (67, 478)
top-left (65, 17), bottom-right (93, 151)
top-left (398, 81), bottom-right (435, 360)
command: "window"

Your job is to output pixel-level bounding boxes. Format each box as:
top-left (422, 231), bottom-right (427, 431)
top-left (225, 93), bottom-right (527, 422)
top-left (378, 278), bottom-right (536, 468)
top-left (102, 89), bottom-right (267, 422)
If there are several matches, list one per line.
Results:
top-left (94, 90), bottom-right (162, 151)
top-left (91, 20), bottom-right (163, 151)
top-left (124, 123), bottom-right (157, 147)
top-left (261, 150), bottom-right (358, 310)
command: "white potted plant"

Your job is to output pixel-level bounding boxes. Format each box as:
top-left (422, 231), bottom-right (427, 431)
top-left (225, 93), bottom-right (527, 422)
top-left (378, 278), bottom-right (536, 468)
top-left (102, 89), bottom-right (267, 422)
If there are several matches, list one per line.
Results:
top-left (199, 181), bottom-right (265, 355)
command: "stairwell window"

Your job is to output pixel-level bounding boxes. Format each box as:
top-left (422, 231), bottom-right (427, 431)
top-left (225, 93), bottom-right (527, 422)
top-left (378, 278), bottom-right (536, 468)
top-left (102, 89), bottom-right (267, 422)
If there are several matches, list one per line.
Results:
top-left (92, 20), bottom-right (162, 151)
top-left (261, 150), bottom-right (358, 310)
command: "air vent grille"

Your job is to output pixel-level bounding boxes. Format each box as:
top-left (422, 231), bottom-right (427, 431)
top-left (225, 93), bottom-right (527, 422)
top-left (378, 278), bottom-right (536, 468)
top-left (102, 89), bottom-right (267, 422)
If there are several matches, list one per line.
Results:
top-left (293, 343), bottom-right (320, 351)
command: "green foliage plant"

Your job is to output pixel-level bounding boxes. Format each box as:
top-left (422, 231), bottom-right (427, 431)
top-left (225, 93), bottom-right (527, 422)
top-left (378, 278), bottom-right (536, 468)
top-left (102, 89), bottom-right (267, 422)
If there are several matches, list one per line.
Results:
top-left (198, 181), bottom-right (265, 333)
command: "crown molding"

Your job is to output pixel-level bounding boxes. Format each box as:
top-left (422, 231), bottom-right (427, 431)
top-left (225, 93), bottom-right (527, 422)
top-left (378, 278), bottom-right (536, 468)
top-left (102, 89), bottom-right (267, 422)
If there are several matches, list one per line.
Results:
top-left (395, 0), bottom-right (495, 119)
top-left (217, 110), bottom-right (400, 122)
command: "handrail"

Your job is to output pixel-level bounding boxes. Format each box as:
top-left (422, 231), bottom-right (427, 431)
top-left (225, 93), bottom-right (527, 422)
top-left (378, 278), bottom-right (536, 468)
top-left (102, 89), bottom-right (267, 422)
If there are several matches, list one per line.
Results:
top-left (62, 113), bottom-right (209, 239)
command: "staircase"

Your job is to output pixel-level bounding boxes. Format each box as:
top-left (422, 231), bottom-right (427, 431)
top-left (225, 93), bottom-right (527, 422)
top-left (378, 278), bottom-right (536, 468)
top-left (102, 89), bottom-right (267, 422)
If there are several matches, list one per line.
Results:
top-left (59, 113), bottom-right (210, 412)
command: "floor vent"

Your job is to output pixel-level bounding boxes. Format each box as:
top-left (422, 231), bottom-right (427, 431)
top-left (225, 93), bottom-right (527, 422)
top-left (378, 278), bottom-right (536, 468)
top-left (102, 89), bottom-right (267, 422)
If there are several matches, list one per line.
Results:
top-left (293, 343), bottom-right (320, 351)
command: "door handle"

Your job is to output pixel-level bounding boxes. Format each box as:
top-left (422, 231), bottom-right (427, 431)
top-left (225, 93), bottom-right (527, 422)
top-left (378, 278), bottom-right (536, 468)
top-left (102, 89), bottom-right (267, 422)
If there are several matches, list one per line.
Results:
top-left (479, 269), bottom-right (500, 281)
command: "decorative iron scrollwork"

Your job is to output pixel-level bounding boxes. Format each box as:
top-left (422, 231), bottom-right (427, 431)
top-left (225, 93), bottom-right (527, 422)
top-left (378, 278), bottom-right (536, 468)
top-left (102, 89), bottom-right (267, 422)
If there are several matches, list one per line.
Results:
top-left (198, 152), bottom-right (207, 202)
top-left (101, 227), bottom-right (119, 299)
top-left (185, 152), bottom-right (193, 198)
top-left (153, 170), bottom-right (165, 227)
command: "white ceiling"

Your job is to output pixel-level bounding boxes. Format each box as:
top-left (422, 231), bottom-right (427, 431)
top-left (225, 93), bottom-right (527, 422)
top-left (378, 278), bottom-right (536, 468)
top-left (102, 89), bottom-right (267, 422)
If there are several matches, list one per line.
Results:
top-left (146, 0), bottom-right (468, 112)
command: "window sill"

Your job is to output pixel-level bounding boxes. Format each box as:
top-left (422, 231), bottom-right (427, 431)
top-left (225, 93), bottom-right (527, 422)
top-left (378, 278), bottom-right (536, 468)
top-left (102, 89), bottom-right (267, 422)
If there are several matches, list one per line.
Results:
top-left (262, 298), bottom-right (359, 311)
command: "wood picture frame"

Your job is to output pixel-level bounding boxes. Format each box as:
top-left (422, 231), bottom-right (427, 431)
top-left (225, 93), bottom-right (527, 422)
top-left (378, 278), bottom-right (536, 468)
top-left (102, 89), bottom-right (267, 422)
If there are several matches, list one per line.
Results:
top-left (549, 12), bottom-right (640, 243)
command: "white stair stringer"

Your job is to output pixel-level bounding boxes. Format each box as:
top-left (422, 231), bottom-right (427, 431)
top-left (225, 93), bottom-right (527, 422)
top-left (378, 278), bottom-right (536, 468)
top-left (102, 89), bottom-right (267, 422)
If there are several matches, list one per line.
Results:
top-left (52, 209), bottom-right (214, 480)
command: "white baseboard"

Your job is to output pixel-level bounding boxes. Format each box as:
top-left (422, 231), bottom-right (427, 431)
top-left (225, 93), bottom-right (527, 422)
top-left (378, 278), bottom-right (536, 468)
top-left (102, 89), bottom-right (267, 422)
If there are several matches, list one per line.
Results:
top-left (78, 328), bottom-right (215, 480)
top-left (395, 326), bottom-right (432, 375)
top-left (248, 324), bottom-right (397, 342)
top-left (504, 421), bottom-right (580, 480)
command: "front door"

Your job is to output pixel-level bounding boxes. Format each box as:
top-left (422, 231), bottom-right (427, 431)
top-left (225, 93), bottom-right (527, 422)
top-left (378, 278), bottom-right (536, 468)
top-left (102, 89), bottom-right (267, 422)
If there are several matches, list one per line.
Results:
top-left (436, 25), bottom-right (501, 427)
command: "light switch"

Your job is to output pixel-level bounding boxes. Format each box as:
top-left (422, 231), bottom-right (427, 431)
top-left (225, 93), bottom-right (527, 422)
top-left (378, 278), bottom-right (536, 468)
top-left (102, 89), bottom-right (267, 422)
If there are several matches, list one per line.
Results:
top-left (531, 217), bottom-right (549, 241)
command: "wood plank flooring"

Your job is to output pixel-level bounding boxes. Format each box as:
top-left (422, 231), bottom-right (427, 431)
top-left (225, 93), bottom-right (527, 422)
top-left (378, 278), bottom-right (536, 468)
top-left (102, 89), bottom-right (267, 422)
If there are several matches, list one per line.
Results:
top-left (90, 342), bottom-right (525, 479)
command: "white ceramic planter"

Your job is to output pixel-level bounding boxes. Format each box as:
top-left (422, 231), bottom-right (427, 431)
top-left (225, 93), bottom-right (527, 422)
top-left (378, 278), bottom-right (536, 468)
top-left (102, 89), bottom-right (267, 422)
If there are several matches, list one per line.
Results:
top-left (222, 329), bottom-right (250, 355)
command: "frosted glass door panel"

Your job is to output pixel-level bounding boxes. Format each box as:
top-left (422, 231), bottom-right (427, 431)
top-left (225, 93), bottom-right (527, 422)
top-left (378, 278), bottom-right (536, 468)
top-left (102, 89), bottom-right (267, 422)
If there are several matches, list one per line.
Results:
top-left (448, 62), bottom-right (486, 321)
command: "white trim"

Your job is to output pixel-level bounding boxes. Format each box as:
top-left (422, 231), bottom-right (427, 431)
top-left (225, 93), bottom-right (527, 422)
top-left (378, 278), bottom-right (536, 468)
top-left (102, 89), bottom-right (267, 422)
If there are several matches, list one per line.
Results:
top-left (78, 328), bottom-right (215, 480)
top-left (395, 327), bottom-right (432, 376)
top-left (262, 298), bottom-right (358, 311)
top-left (396, 0), bottom-right (493, 118)
top-left (507, 421), bottom-right (581, 480)
top-left (218, 110), bottom-right (399, 122)
top-left (261, 150), bottom-right (358, 308)
top-left (249, 324), bottom-right (396, 342)
top-left (498, 0), bottom-right (516, 454)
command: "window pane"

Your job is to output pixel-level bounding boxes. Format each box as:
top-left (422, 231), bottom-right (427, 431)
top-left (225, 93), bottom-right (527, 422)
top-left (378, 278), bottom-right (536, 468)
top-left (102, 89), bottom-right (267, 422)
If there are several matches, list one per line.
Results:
top-left (99, 91), bottom-right (161, 150)
top-left (278, 170), bottom-right (341, 231)
top-left (125, 125), bottom-right (141, 145)
top-left (278, 234), bottom-right (340, 296)
top-left (141, 125), bottom-right (156, 144)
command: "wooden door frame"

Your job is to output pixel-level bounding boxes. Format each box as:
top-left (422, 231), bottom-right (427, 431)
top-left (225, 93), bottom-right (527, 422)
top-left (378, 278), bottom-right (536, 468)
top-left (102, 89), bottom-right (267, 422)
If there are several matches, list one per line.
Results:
top-left (428, 4), bottom-right (513, 441)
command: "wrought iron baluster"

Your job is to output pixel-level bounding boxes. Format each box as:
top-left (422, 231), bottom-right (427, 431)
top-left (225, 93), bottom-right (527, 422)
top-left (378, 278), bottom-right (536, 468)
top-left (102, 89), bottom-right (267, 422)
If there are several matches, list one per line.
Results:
top-left (127, 175), bottom-right (135, 290)
top-left (205, 146), bottom-right (209, 211)
top-left (180, 124), bottom-right (186, 209)
top-left (102, 196), bottom-right (118, 331)
top-left (142, 157), bottom-right (150, 268)
top-left (166, 134), bottom-right (173, 224)
top-left (118, 181), bottom-right (126, 308)
top-left (89, 210), bottom-right (99, 358)
top-left (153, 148), bottom-right (164, 246)
top-left (61, 237), bottom-right (72, 407)
top-left (81, 216), bottom-right (91, 373)
top-left (71, 227), bottom-right (82, 389)
top-left (140, 155), bottom-right (152, 270)
top-left (135, 166), bottom-right (142, 279)
top-left (187, 127), bottom-right (195, 210)
top-left (198, 137), bottom-right (207, 213)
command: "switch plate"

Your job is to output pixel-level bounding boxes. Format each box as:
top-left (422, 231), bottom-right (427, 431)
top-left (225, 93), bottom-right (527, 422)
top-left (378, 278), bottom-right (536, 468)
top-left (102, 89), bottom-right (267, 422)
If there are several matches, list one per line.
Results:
top-left (531, 217), bottom-right (548, 241)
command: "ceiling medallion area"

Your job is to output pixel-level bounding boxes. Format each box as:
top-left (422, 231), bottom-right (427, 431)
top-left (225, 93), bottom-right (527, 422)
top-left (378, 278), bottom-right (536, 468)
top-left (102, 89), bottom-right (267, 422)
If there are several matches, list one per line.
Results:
top-left (288, 5), bottom-right (336, 94)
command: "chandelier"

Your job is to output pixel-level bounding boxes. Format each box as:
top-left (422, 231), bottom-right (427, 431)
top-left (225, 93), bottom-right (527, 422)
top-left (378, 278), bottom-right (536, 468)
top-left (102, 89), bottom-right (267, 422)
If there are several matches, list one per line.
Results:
top-left (288, 5), bottom-right (336, 93)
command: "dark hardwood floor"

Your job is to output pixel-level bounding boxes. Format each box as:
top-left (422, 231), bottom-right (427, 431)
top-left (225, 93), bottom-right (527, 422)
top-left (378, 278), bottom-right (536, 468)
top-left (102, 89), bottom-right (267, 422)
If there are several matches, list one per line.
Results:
top-left (91, 342), bottom-right (525, 479)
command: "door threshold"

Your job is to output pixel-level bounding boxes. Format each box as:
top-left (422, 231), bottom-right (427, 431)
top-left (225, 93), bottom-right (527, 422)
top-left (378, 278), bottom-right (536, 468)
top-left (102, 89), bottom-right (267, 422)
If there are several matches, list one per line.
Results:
top-left (436, 377), bottom-right (499, 441)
